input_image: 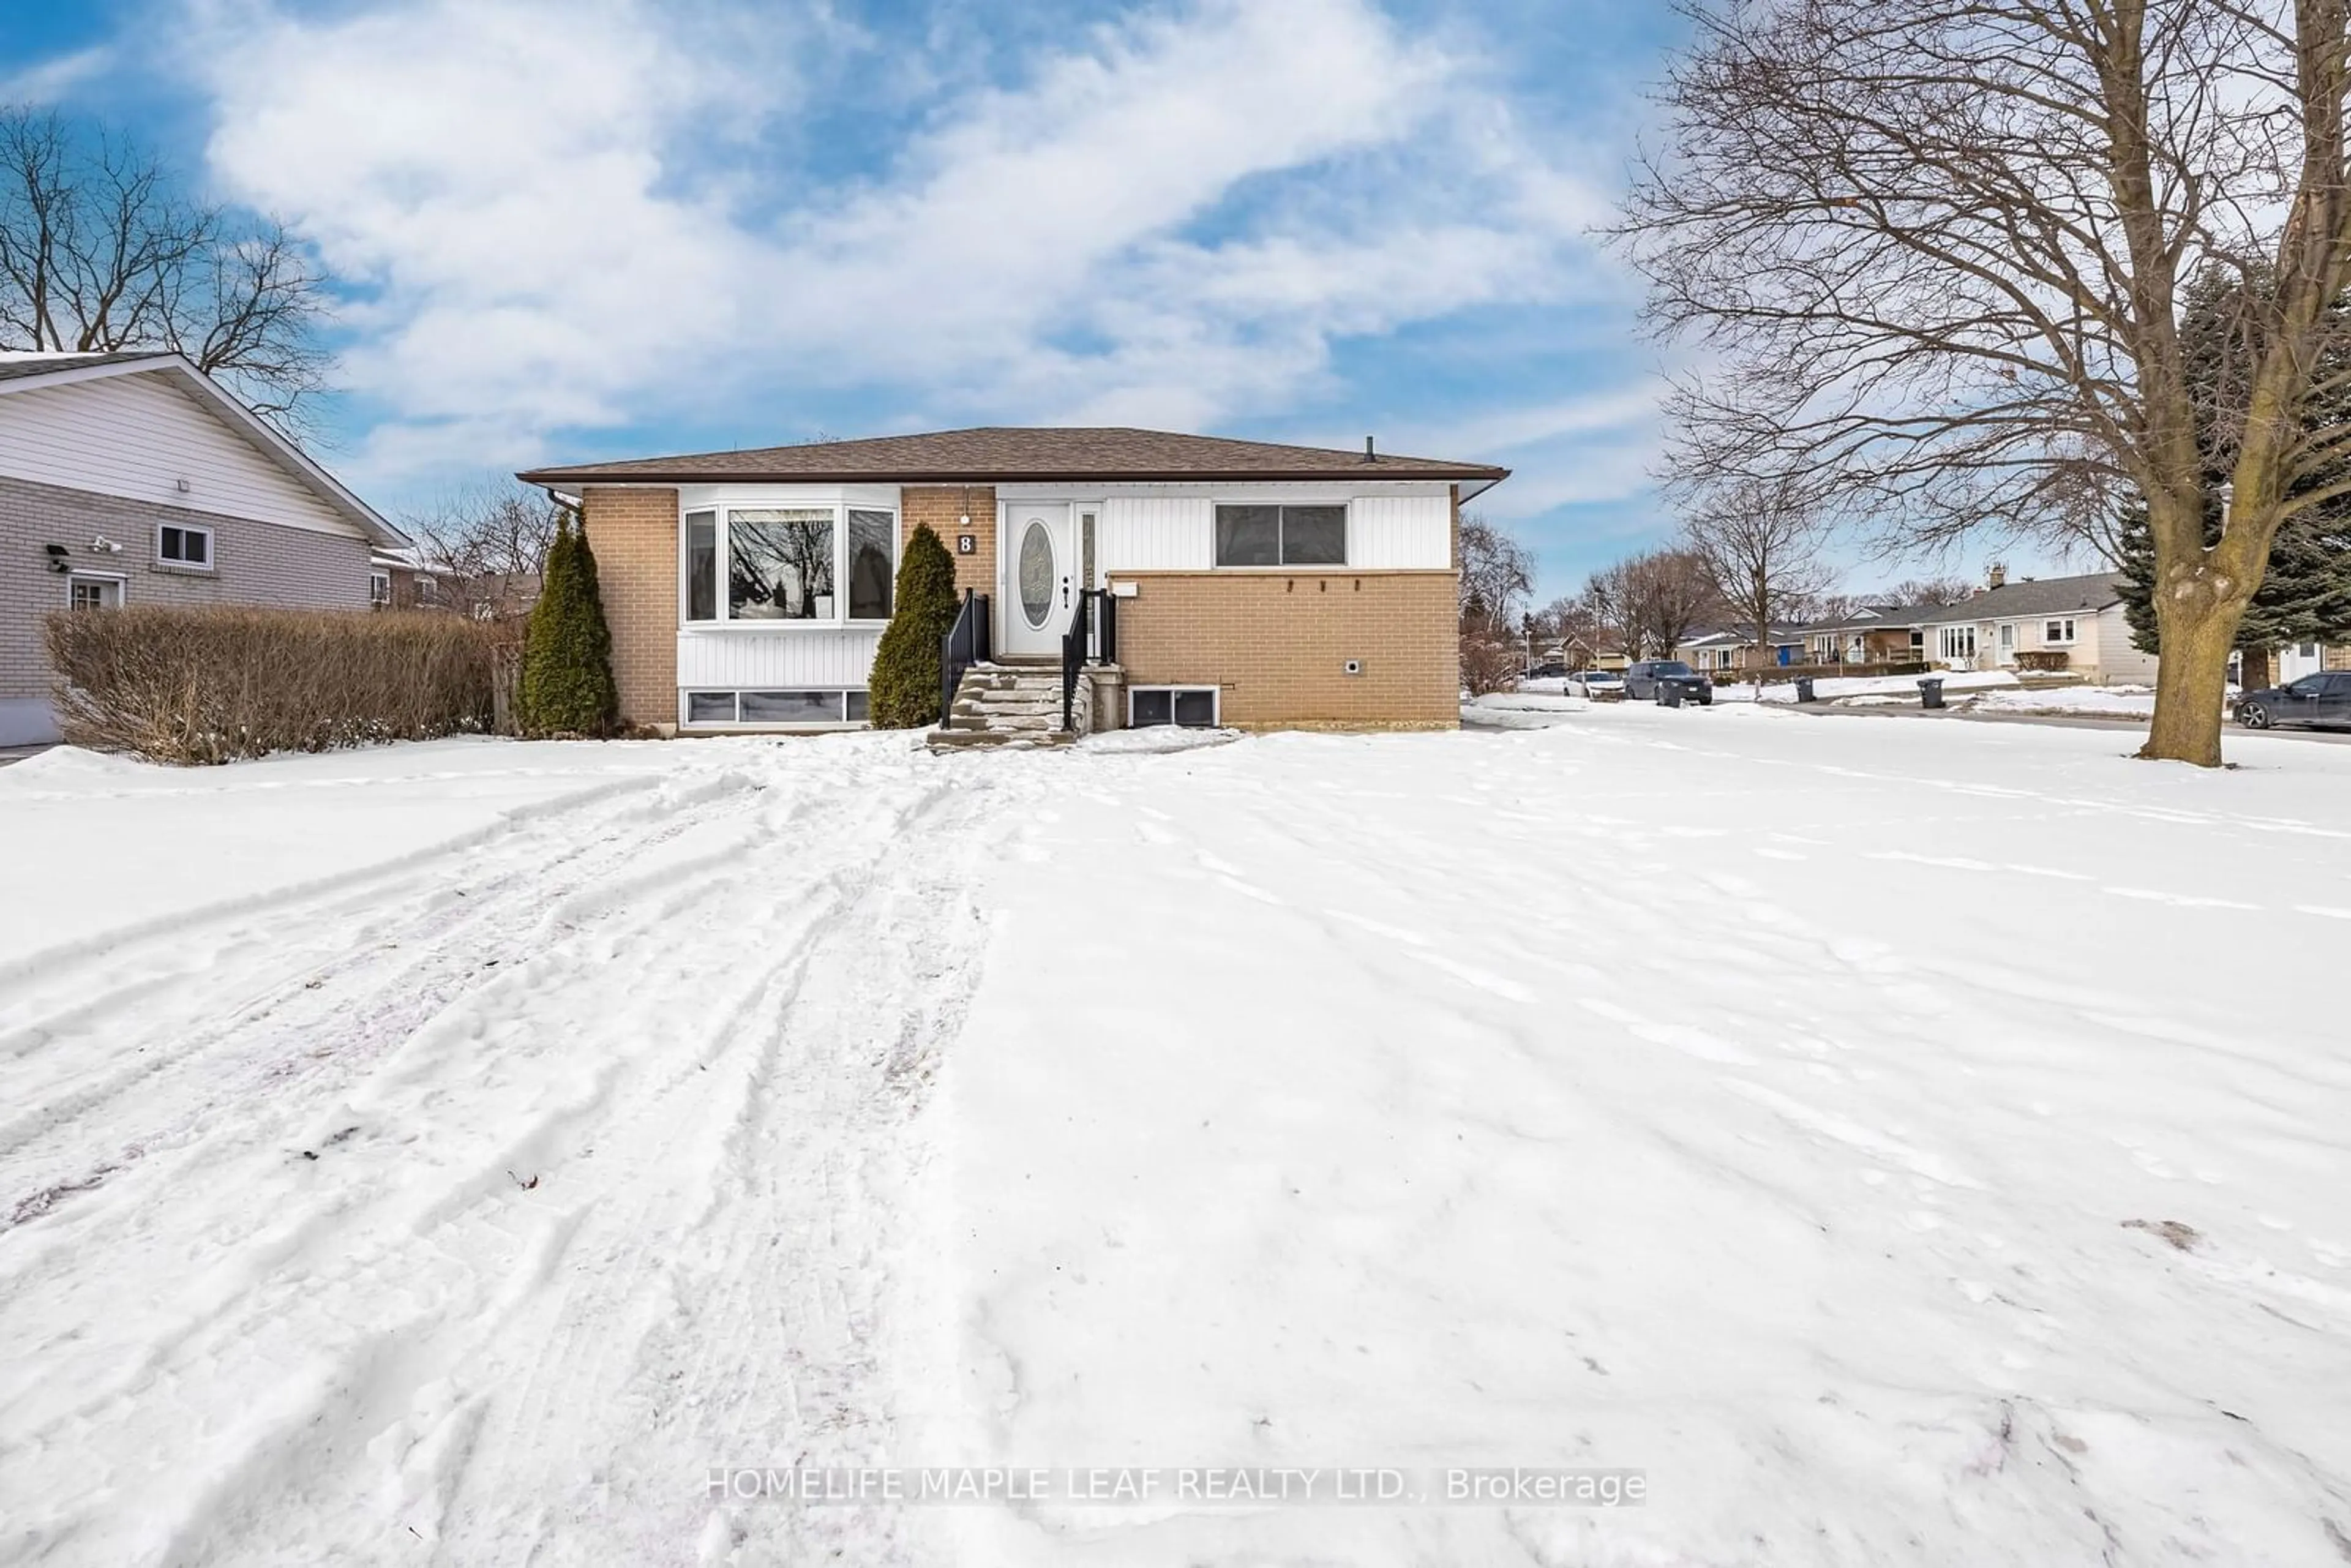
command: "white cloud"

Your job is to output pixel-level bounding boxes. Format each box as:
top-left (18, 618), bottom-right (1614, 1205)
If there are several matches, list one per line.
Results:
top-left (1, 47), bottom-right (117, 104)
top-left (180, 0), bottom-right (1619, 484)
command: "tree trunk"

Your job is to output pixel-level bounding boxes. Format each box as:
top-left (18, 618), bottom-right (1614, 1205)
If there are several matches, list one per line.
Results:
top-left (2140, 582), bottom-right (2246, 767)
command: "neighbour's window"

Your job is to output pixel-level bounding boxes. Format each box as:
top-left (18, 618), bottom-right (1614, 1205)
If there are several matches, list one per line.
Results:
top-left (1213, 504), bottom-right (1346, 567)
top-left (2044, 618), bottom-right (2076, 644)
top-left (369, 571), bottom-right (391, 606)
top-left (67, 575), bottom-right (122, 611)
top-left (1938, 625), bottom-right (1977, 659)
top-left (685, 511), bottom-right (718, 621)
top-left (157, 522), bottom-right (212, 568)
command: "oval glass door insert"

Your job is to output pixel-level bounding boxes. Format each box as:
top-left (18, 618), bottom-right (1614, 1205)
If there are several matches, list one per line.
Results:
top-left (1018, 520), bottom-right (1055, 628)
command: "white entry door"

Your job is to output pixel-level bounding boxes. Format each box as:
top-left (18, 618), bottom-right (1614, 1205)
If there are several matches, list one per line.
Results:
top-left (1000, 502), bottom-right (1075, 658)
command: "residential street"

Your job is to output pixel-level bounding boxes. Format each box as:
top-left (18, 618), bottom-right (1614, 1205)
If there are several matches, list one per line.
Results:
top-left (2, 712), bottom-right (2347, 1565)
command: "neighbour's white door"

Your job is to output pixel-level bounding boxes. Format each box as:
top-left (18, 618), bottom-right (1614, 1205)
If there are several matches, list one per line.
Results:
top-left (1000, 503), bottom-right (1075, 658)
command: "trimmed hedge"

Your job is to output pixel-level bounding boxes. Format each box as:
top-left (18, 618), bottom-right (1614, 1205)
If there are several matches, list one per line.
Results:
top-left (43, 604), bottom-right (505, 764)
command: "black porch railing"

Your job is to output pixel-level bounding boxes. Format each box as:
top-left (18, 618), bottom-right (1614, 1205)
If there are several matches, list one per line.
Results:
top-left (940, 589), bottom-right (991, 728)
top-left (1060, 588), bottom-right (1119, 732)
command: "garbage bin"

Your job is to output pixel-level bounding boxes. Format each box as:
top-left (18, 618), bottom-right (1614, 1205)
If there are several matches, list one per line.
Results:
top-left (1918, 677), bottom-right (1946, 710)
top-left (1793, 676), bottom-right (1817, 704)
top-left (1659, 677), bottom-right (1685, 708)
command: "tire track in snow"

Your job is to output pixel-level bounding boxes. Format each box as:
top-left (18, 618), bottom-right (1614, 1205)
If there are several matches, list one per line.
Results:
top-left (0, 740), bottom-right (1007, 1567)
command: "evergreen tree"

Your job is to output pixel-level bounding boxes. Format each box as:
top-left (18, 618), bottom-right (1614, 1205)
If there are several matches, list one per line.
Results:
top-left (2115, 264), bottom-right (2351, 684)
top-left (866, 525), bottom-right (962, 728)
top-left (517, 512), bottom-right (618, 735)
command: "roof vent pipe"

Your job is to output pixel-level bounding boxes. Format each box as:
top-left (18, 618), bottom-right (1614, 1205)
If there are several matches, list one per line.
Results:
top-left (1364, 435), bottom-right (1377, 463)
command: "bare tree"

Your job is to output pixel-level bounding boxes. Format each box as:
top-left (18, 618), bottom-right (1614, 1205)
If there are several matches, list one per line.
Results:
top-left (1459, 512), bottom-right (1535, 695)
top-left (403, 481), bottom-right (564, 620)
top-left (1617, 1), bottom-right (2351, 765)
top-left (1882, 575), bottom-right (1979, 609)
top-left (1620, 547), bottom-right (1719, 657)
top-left (1684, 475), bottom-right (1835, 678)
top-left (0, 108), bottom-right (329, 430)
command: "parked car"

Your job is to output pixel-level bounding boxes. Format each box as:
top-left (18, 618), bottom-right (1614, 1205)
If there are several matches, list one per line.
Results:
top-left (1570, 669), bottom-right (1626, 699)
top-left (2237, 672), bottom-right (2351, 730)
top-left (1623, 659), bottom-right (1702, 701)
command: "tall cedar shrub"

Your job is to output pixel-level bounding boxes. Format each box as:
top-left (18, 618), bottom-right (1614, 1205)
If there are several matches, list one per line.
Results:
top-left (517, 512), bottom-right (618, 736)
top-left (867, 523), bottom-right (961, 727)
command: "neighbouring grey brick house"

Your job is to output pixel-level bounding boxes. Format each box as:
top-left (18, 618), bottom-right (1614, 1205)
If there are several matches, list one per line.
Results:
top-left (0, 351), bottom-right (407, 745)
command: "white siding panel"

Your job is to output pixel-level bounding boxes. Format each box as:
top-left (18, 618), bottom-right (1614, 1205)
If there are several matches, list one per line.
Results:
top-left (677, 629), bottom-right (882, 688)
top-left (1100, 496), bottom-right (1212, 571)
top-left (0, 373), bottom-right (359, 537)
top-left (1347, 493), bottom-right (1451, 568)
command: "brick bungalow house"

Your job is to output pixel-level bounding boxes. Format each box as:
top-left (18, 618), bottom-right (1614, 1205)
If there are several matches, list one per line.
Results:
top-left (1, 351), bottom-right (407, 746)
top-left (516, 429), bottom-right (1507, 736)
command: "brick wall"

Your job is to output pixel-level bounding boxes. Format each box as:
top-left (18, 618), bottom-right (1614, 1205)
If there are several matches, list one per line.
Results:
top-left (2, 473), bottom-right (370, 703)
top-left (1109, 569), bottom-right (1458, 729)
top-left (581, 486), bottom-right (680, 729)
top-left (902, 486), bottom-right (996, 599)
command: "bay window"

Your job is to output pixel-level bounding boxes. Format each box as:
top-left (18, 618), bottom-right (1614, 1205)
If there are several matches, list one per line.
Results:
top-left (683, 503), bottom-right (896, 625)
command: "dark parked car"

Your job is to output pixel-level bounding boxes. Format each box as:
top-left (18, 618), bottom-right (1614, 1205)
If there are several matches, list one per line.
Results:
top-left (1624, 659), bottom-right (1704, 702)
top-left (2237, 672), bottom-right (2351, 730)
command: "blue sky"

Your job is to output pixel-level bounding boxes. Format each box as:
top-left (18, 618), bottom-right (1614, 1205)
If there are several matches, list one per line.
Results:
top-left (0, 0), bottom-right (2015, 600)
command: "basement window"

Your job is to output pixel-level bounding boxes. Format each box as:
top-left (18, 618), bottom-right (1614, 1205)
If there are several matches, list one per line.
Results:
top-left (683, 689), bottom-right (868, 727)
top-left (1130, 687), bottom-right (1219, 728)
top-left (1213, 504), bottom-right (1346, 567)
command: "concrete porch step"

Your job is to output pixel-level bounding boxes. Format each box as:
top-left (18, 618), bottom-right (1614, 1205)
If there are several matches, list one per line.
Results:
top-left (924, 724), bottom-right (1074, 752)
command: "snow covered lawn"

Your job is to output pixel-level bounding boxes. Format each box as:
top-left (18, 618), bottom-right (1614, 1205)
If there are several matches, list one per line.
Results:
top-left (2, 712), bottom-right (2347, 1565)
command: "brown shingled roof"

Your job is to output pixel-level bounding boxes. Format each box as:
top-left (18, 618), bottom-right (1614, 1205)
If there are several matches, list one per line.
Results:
top-left (516, 426), bottom-right (1509, 486)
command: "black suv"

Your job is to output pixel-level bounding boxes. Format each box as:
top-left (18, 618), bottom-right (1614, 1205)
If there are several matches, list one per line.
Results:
top-left (1624, 659), bottom-right (1704, 702)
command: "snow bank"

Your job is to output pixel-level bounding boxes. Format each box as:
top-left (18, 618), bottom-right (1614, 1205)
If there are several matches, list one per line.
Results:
top-left (1708, 670), bottom-right (2024, 703)
top-left (1971, 687), bottom-right (2161, 719)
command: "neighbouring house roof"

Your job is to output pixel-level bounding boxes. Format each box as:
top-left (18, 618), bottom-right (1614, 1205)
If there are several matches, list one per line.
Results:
top-left (0, 350), bottom-right (408, 548)
top-left (1909, 571), bottom-right (2124, 625)
top-left (1682, 625), bottom-right (1807, 648)
top-left (516, 427), bottom-right (1511, 493)
top-left (1803, 603), bottom-right (1943, 634)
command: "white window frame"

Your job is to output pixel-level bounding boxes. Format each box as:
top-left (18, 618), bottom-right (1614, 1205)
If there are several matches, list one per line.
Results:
top-left (369, 569), bottom-right (392, 606)
top-left (1128, 685), bottom-right (1221, 727)
top-left (2043, 618), bottom-right (2077, 645)
top-left (678, 688), bottom-right (869, 729)
top-left (66, 570), bottom-right (127, 610)
top-left (155, 521), bottom-right (215, 572)
top-left (680, 500), bottom-right (901, 629)
top-left (1998, 622), bottom-right (2015, 650)
top-left (1210, 500), bottom-right (1352, 569)
top-left (1938, 625), bottom-right (1978, 661)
